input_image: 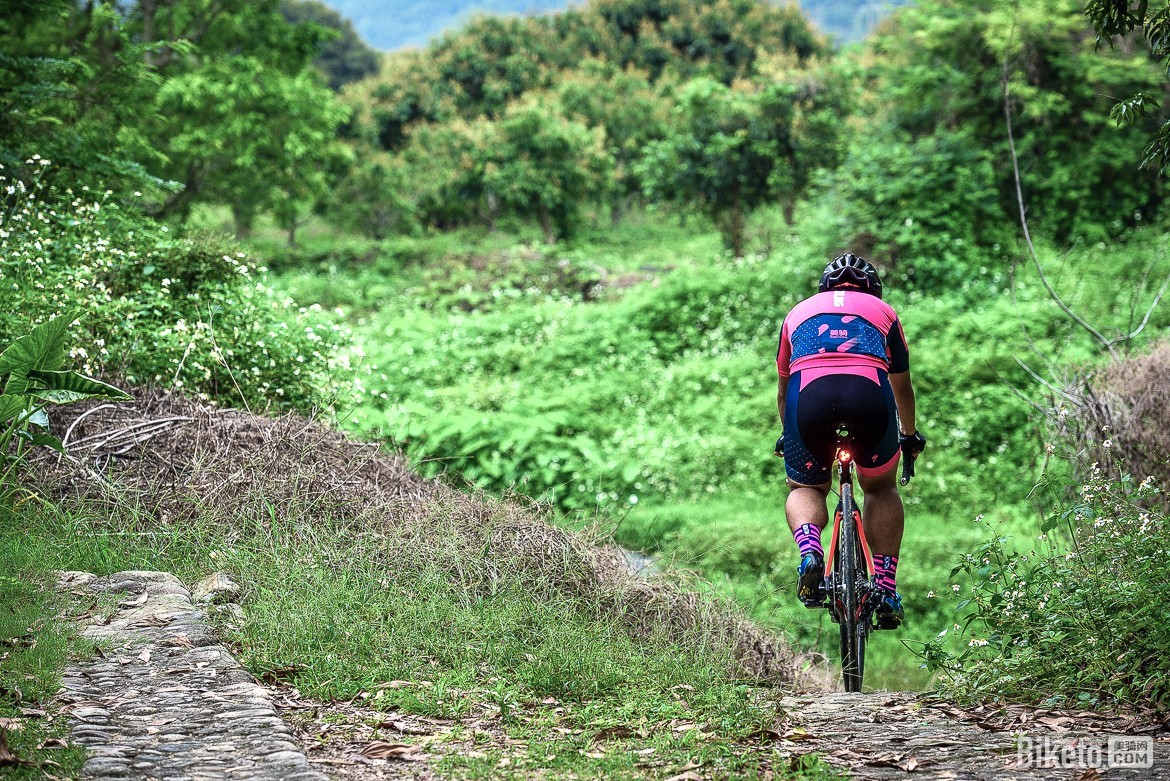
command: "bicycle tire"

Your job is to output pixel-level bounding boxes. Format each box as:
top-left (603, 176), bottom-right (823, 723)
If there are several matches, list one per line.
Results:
top-left (837, 483), bottom-right (867, 692)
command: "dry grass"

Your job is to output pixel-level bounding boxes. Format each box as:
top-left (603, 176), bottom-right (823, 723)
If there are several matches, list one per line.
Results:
top-left (1060, 340), bottom-right (1170, 504)
top-left (31, 388), bottom-right (826, 690)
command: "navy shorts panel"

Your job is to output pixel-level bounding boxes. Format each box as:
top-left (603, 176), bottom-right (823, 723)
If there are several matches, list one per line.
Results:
top-left (782, 370), bottom-right (898, 485)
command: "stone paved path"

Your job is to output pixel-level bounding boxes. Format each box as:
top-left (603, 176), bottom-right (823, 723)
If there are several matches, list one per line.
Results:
top-left (52, 570), bottom-right (1170, 780)
top-left (56, 570), bottom-right (328, 781)
top-left (782, 691), bottom-right (1170, 779)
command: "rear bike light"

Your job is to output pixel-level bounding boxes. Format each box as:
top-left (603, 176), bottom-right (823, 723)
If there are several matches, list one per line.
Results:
top-left (839, 449), bottom-right (852, 463)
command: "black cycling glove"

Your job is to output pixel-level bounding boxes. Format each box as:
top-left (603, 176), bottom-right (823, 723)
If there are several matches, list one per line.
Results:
top-left (774, 435), bottom-right (785, 458)
top-left (899, 430), bottom-right (927, 458)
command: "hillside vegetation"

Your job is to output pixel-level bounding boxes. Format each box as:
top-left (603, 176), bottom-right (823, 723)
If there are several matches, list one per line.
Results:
top-left (4, 2), bottom-right (1170, 773)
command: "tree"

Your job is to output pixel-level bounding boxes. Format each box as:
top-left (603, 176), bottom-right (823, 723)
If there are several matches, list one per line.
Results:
top-left (556, 60), bottom-right (669, 221)
top-left (0, 0), bottom-right (351, 234)
top-left (829, 0), bottom-right (1166, 281)
top-left (755, 53), bottom-right (851, 225)
top-left (1085, 0), bottom-right (1170, 174)
top-left (155, 56), bottom-right (350, 235)
top-left (480, 98), bottom-right (613, 242)
top-left (280, 0), bottom-right (381, 90)
top-left (117, 0), bottom-right (351, 231)
top-left (637, 77), bottom-right (835, 255)
top-left (0, 1), bottom-right (162, 187)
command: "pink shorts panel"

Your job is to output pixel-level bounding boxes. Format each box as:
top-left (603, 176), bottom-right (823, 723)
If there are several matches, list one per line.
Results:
top-left (796, 364), bottom-right (881, 390)
top-left (857, 449), bottom-right (900, 479)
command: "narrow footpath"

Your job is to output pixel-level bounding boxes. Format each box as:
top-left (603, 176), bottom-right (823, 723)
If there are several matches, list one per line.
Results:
top-left (57, 571), bottom-right (326, 781)
top-left (56, 570), bottom-right (1170, 780)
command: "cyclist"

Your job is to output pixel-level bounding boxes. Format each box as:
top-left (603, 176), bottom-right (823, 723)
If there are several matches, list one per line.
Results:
top-left (773, 253), bottom-right (926, 629)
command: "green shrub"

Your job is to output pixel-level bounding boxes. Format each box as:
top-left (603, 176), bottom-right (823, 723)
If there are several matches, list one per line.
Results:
top-left (0, 163), bottom-right (350, 410)
top-left (924, 461), bottom-right (1170, 710)
top-left (0, 313), bottom-right (130, 497)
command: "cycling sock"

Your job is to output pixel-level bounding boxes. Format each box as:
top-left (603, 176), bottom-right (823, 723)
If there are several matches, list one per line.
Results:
top-left (874, 555), bottom-right (898, 592)
top-left (793, 523), bottom-right (823, 559)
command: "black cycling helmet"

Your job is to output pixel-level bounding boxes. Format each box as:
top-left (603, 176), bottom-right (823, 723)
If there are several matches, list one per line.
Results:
top-left (818, 253), bottom-right (883, 299)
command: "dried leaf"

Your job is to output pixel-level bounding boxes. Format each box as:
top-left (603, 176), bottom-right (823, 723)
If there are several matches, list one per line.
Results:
top-left (376, 720), bottom-right (430, 736)
top-left (1078, 770), bottom-right (1102, 781)
top-left (594, 725), bottom-right (637, 741)
top-left (782, 728), bottom-right (820, 741)
top-left (1038, 716), bottom-right (1074, 732)
top-left (120, 591), bottom-right (148, 608)
top-left (663, 773), bottom-right (703, 781)
top-left (137, 649), bottom-right (151, 664)
top-left (360, 741), bottom-right (421, 760)
top-left (747, 727), bottom-right (784, 742)
top-left (0, 729), bottom-right (31, 767)
top-left (376, 680), bottom-right (431, 689)
top-left (0, 719), bottom-right (22, 732)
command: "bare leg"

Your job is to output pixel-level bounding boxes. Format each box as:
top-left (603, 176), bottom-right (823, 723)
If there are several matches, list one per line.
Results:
top-left (858, 464), bottom-right (904, 557)
top-left (785, 478), bottom-right (831, 534)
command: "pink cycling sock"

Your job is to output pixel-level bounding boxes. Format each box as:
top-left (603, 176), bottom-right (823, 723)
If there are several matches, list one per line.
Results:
top-left (792, 523), bottom-right (823, 559)
top-left (874, 555), bottom-right (898, 592)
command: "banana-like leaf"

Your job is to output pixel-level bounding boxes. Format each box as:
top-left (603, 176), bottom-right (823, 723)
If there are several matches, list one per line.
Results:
top-left (32, 431), bottom-right (66, 453)
top-left (3, 371), bottom-right (30, 396)
top-left (29, 389), bottom-right (89, 404)
top-left (0, 313), bottom-right (76, 377)
top-left (16, 429), bottom-right (65, 453)
top-left (0, 394), bottom-right (28, 423)
top-left (28, 370), bottom-right (131, 402)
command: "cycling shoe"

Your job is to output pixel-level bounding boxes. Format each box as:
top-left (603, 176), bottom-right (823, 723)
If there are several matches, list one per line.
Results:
top-left (875, 589), bottom-right (904, 630)
top-left (797, 552), bottom-right (825, 606)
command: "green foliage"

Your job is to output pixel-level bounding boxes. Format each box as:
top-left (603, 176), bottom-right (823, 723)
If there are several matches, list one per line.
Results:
top-left (824, 130), bottom-right (1009, 289)
top-left (482, 98), bottom-right (613, 241)
top-left (155, 54), bottom-right (351, 233)
top-left (1086, 0), bottom-right (1170, 173)
top-left (0, 165), bottom-right (350, 410)
top-left (0, 2), bottom-right (163, 190)
top-left (340, 0), bottom-right (828, 236)
top-left (0, 314), bottom-right (130, 495)
top-left (831, 0), bottom-right (1165, 279)
top-left (639, 63), bottom-right (849, 254)
top-left (926, 463), bottom-right (1170, 710)
top-left (322, 0), bottom-right (897, 51)
top-left (0, 0), bottom-right (351, 235)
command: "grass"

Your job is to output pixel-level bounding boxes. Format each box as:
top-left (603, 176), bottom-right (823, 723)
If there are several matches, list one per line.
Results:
top-left (6, 502), bottom-right (830, 779)
top-left (0, 505), bottom-right (88, 779)
top-left (8, 390), bottom-right (836, 779)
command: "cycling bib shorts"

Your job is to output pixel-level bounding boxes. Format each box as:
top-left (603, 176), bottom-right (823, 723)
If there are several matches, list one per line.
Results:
top-left (782, 368), bottom-right (899, 486)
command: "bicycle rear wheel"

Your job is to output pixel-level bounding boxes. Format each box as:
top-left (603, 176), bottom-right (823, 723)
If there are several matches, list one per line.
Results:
top-left (837, 483), bottom-right (867, 692)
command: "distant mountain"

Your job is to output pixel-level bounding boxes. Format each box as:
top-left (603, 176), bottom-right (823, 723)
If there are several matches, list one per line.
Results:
top-left (322, 1), bottom-right (578, 51)
top-left (319, 0), bottom-right (908, 52)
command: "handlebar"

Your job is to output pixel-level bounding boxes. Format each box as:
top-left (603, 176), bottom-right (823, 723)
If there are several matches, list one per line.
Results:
top-left (900, 450), bottom-right (917, 485)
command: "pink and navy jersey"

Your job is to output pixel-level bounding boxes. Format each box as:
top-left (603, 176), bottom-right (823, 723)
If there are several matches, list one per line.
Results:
top-left (776, 290), bottom-right (909, 379)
